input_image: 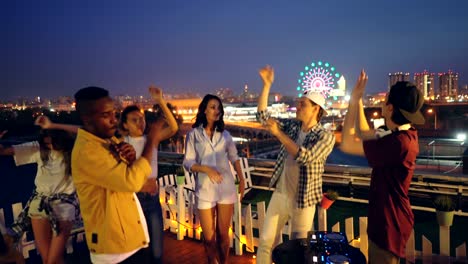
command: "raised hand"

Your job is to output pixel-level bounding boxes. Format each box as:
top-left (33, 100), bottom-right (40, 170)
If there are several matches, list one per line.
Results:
top-left (259, 65), bottom-right (275, 86)
top-left (351, 70), bottom-right (368, 100)
top-left (149, 85), bottom-right (163, 104)
top-left (34, 116), bottom-right (52, 129)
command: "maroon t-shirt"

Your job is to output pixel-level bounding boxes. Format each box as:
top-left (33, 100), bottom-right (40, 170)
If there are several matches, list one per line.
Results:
top-left (363, 128), bottom-right (418, 258)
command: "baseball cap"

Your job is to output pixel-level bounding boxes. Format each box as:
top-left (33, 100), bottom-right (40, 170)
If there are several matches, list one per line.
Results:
top-left (302, 90), bottom-right (329, 115)
top-left (388, 81), bottom-right (425, 125)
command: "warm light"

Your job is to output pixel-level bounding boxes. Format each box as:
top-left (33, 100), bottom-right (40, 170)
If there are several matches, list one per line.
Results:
top-left (253, 255), bottom-right (256, 259)
top-left (456, 133), bottom-right (466, 141)
top-left (240, 236), bottom-right (247, 245)
top-left (427, 108), bottom-right (433, 114)
top-left (373, 112), bottom-right (378, 117)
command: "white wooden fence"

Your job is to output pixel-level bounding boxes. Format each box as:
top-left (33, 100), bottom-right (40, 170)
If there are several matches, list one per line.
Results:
top-left (1, 157), bottom-right (467, 263)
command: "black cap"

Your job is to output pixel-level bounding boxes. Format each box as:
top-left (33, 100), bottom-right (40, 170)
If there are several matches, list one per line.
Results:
top-left (388, 81), bottom-right (425, 125)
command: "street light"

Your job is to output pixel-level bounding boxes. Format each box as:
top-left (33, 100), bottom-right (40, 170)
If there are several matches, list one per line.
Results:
top-left (427, 108), bottom-right (437, 130)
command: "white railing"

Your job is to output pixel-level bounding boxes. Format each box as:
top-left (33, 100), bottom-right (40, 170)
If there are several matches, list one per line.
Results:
top-left (2, 156), bottom-right (467, 262)
top-left (157, 157), bottom-right (468, 263)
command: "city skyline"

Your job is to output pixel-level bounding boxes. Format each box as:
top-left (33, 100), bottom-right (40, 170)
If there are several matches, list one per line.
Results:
top-left (2, 0), bottom-right (468, 101)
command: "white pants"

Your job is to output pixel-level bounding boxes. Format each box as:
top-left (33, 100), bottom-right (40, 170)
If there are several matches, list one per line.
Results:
top-left (256, 192), bottom-right (315, 264)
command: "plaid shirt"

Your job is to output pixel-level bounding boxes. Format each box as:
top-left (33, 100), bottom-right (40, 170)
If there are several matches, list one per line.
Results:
top-left (257, 110), bottom-right (335, 208)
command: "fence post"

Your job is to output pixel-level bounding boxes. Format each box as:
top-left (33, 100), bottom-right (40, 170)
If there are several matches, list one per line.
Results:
top-left (405, 230), bottom-right (415, 263)
top-left (439, 226), bottom-right (450, 256)
top-left (422, 235), bottom-right (432, 259)
top-left (345, 217), bottom-right (357, 248)
top-left (455, 243), bottom-right (466, 258)
top-left (233, 194), bottom-right (242, 255)
top-left (317, 206), bottom-right (327, 231)
top-left (359, 217), bottom-right (368, 260)
top-left (245, 204), bottom-right (254, 253)
top-left (176, 183), bottom-right (185, 240)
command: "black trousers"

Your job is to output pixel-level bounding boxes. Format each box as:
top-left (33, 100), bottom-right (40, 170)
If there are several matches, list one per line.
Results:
top-left (119, 247), bottom-right (151, 264)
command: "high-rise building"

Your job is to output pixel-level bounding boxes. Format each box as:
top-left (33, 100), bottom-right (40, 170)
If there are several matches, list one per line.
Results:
top-left (414, 70), bottom-right (435, 100)
top-left (438, 70), bottom-right (458, 99)
top-left (388, 72), bottom-right (410, 90)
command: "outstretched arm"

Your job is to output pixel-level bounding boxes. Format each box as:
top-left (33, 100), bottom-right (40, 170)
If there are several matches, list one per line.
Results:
top-left (340, 70), bottom-right (372, 156)
top-left (149, 86), bottom-right (178, 141)
top-left (35, 116), bottom-right (80, 134)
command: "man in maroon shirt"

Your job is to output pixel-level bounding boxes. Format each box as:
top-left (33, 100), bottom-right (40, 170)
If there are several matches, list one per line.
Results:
top-left (340, 70), bottom-right (425, 264)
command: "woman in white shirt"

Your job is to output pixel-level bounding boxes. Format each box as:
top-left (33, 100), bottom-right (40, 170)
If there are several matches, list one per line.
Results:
top-left (183, 94), bottom-right (245, 264)
top-left (0, 128), bottom-right (78, 264)
top-left (119, 86), bottom-right (178, 264)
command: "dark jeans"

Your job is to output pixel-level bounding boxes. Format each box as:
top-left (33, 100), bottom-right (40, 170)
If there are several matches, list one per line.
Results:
top-left (119, 247), bottom-right (151, 264)
top-left (137, 192), bottom-right (164, 264)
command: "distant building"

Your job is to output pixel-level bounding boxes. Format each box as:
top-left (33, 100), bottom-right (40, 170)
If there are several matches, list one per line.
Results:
top-left (388, 72), bottom-right (410, 90)
top-left (438, 70), bottom-right (458, 100)
top-left (414, 70), bottom-right (435, 100)
top-left (215, 88), bottom-right (234, 100)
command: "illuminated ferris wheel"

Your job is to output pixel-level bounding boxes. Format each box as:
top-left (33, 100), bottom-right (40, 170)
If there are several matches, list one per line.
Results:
top-left (297, 61), bottom-right (341, 97)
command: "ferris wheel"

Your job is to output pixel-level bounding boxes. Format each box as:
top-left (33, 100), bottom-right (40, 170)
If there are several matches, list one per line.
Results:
top-left (297, 61), bottom-right (341, 97)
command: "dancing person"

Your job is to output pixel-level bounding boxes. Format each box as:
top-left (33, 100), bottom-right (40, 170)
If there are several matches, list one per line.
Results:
top-left (183, 94), bottom-right (245, 264)
top-left (340, 70), bottom-right (424, 264)
top-left (72, 86), bottom-right (166, 264)
top-left (119, 86), bottom-right (178, 264)
top-left (0, 124), bottom-right (78, 264)
top-left (255, 65), bottom-right (335, 264)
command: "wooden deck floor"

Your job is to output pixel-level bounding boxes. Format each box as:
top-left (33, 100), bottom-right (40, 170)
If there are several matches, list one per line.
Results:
top-left (162, 231), bottom-right (256, 264)
top-left (13, 230), bottom-right (257, 264)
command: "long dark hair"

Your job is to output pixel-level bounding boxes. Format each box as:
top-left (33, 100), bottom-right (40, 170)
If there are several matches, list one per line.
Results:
top-left (192, 94), bottom-right (225, 132)
top-left (38, 129), bottom-right (74, 177)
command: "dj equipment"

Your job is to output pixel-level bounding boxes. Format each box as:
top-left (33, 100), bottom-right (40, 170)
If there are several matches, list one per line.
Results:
top-left (306, 231), bottom-right (354, 264)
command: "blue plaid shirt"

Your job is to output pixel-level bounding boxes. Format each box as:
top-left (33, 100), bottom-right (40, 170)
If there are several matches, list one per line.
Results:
top-left (257, 110), bottom-right (335, 208)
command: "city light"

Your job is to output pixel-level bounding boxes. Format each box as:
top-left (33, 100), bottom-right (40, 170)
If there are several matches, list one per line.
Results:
top-left (456, 133), bottom-right (466, 141)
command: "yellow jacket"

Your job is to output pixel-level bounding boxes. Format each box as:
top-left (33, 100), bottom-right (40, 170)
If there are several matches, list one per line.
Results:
top-left (71, 129), bottom-right (152, 254)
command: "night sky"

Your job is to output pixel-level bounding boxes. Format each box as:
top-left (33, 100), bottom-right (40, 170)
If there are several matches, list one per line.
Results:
top-left (2, 0), bottom-right (467, 101)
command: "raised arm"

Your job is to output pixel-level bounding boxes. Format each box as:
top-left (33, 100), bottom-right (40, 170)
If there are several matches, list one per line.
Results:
top-left (258, 65), bottom-right (274, 113)
top-left (35, 116), bottom-right (80, 134)
top-left (149, 85), bottom-right (178, 141)
top-left (340, 70), bottom-right (374, 156)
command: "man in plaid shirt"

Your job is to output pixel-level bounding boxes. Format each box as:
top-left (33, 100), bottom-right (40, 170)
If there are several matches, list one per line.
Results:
top-left (256, 65), bottom-right (335, 264)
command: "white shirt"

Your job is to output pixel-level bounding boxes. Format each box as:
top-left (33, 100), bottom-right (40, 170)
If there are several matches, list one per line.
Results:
top-left (124, 135), bottom-right (158, 179)
top-left (277, 130), bottom-right (307, 208)
top-left (13, 141), bottom-right (75, 195)
top-left (183, 126), bottom-right (239, 202)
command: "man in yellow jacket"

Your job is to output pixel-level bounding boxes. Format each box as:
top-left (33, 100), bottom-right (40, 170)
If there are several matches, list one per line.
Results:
top-left (72, 86), bottom-right (165, 264)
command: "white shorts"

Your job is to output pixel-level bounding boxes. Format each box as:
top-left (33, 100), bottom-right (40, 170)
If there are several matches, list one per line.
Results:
top-left (28, 197), bottom-right (75, 222)
top-left (197, 192), bottom-right (237, 210)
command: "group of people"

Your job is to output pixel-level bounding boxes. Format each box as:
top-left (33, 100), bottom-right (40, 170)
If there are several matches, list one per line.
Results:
top-left (0, 65), bottom-right (425, 264)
